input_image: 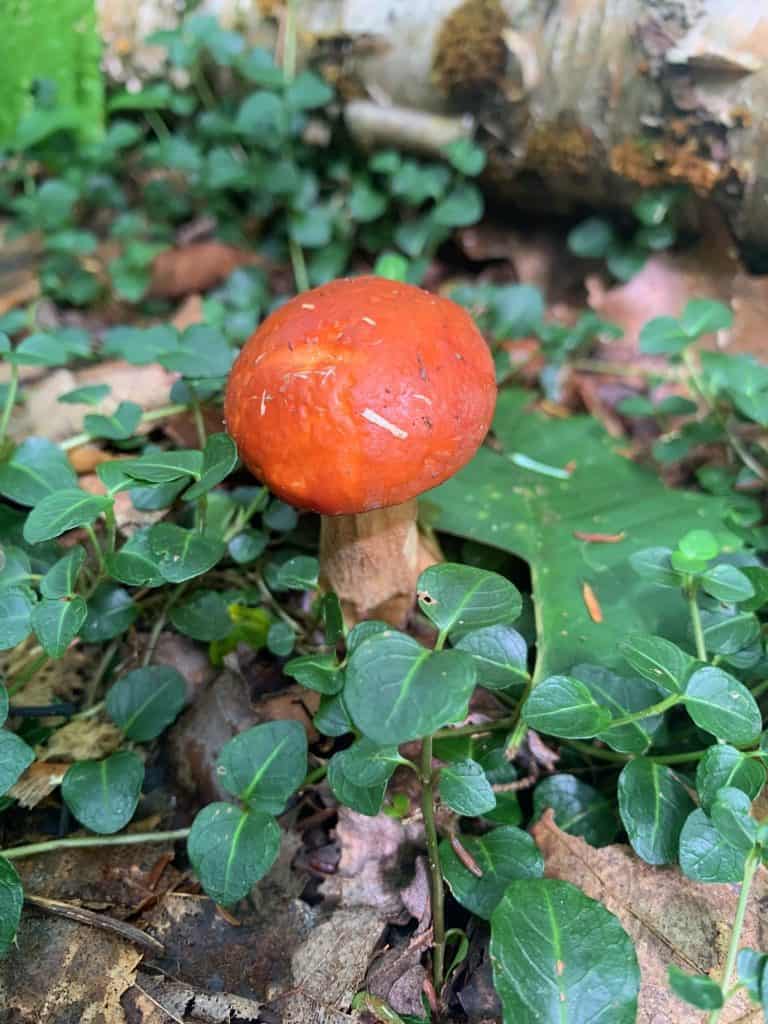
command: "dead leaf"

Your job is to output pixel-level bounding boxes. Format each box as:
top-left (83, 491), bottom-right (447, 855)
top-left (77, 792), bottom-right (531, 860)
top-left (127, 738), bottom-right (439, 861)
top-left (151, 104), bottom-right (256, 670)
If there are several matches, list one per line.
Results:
top-left (8, 761), bottom-right (68, 808)
top-left (0, 914), bottom-right (141, 1023)
top-left (39, 719), bottom-right (123, 763)
top-left (367, 934), bottom-right (430, 1018)
top-left (67, 445), bottom-right (120, 475)
top-left (11, 361), bottom-right (176, 443)
top-left (321, 808), bottom-right (424, 924)
top-left (277, 907), bottom-right (386, 1024)
top-left (150, 242), bottom-right (259, 298)
top-left (170, 292), bottom-right (205, 331)
top-left (581, 581), bottom-right (603, 623)
top-left (124, 972), bottom-right (270, 1024)
top-left (533, 810), bottom-right (765, 1023)
top-left (146, 631), bottom-right (216, 706)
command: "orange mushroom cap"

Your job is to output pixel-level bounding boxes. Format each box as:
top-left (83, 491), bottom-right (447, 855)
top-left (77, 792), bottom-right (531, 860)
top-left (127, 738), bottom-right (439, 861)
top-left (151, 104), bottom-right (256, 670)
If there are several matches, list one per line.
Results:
top-left (224, 275), bottom-right (496, 515)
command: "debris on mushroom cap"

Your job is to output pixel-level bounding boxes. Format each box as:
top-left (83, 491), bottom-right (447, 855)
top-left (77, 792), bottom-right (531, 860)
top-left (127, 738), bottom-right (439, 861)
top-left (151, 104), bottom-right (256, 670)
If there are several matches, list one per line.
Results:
top-left (224, 275), bottom-right (497, 516)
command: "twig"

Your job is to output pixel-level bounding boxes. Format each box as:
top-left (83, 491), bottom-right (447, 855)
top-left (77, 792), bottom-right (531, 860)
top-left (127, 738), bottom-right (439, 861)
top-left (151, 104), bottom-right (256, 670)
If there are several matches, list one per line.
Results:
top-left (24, 893), bottom-right (165, 955)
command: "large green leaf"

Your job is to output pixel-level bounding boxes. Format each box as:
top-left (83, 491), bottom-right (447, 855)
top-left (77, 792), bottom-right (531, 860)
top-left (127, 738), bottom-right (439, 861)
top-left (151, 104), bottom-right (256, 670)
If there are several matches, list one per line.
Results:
top-left (0, 857), bottom-right (23, 957)
top-left (427, 390), bottom-right (727, 677)
top-left (490, 879), bottom-right (640, 1023)
top-left (187, 803), bottom-right (280, 905)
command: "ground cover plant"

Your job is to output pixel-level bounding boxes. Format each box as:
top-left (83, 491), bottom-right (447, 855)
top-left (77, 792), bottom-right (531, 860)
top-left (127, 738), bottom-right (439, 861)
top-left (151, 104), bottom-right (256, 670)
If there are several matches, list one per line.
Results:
top-left (1, 8), bottom-right (768, 1023)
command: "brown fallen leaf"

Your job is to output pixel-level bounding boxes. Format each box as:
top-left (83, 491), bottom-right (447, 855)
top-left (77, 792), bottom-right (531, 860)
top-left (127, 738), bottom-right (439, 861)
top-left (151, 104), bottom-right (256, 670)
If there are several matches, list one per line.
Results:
top-left (321, 808), bottom-right (425, 924)
top-left (170, 292), bottom-right (205, 331)
top-left (150, 241), bottom-right (259, 298)
top-left (67, 445), bottom-right (120, 475)
top-left (8, 761), bottom-right (68, 809)
top-left (11, 361), bottom-right (176, 443)
top-left (533, 810), bottom-right (766, 1023)
top-left (0, 914), bottom-right (142, 1023)
top-left (39, 719), bottom-right (123, 763)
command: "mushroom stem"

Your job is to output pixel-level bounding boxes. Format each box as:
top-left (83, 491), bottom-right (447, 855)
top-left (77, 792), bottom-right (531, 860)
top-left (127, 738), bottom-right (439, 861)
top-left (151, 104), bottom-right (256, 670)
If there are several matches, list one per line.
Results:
top-left (319, 499), bottom-right (421, 627)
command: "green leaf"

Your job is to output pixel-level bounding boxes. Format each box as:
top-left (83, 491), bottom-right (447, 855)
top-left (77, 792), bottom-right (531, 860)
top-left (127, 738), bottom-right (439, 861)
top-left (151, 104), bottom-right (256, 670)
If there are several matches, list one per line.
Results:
top-left (618, 759), bottom-right (694, 865)
top-left (428, 390), bottom-right (729, 679)
top-left (31, 596), bottom-right (87, 657)
top-left (443, 138), bottom-right (486, 176)
top-left (148, 524), bottom-right (225, 583)
top-left (667, 966), bottom-right (723, 1010)
top-left (439, 759), bottom-right (496, 816)
top-left (23, 490), bottom-right (112, 544)
top-left (108, 84), bottom-right (173, 111)
top-left (80, 583), bottom-right (137, 642)
top-left (0, 857), bottom-right (23, 956)
top-left (263, 500), bottom-right (298, 532)
top-left (0, 547), bottom-right (31, 590)
top-left (0, 589), bottom-right (34, 650)
top-left (169, 591), bottom-right (232, 642)
top-left (183, 434), bottom-right (238, 500)
top-left (567, 218), bottom-right (615, 258)
top-left (572, 663), bottom-right (663, 754)
top-left (417, 563), bottom-right (521, 639)
top-left (314, 693), bottom-right (353, 738)
top-left (737, 949), bottom-right (767, 1002)
top-left (628, 547), bottom-right (680, 588)
top-left (41, 547), bottom-right (86, 599)
top-left (491, 284), bottom-right (544, 339)
top-left (533, 774), bottom-right (618, 846)
top-left (9, 332), bottom-right (69, 367)
top-left (680, 299), bottom-right (733, 338)
top-left (187, 804), bottom-right (280, 906)
top-left (0, 688), bottom-right (7, 727)
top-left (83, 401), bottom-right (142, 441)
top-left (699, 564), bottom-right (755, 602)
top-left (477, 746), bottom-right (522, 825)
top-left (0, 729), bottom-right (35, 793)
top-left (120, 449), bottom-right (203, 484)
top-left (632, 187), bottom-right (681, 226)
top-left (320, 592), bottom-right (344, 646)
top-left (61, 752), bottom-right (144, 834)
top-left (678, 528), bottom-right (719, 561)
top-left (441, 826), bottom-right (543, 920)
top-left (711, 787), bottom-right (758, 853)
top-left (104, 529), bottom-right (164, 588)
top-left (606, 244), bottom-right (647, 282)
top-left (696, 744), bottom-right (766, 813)
top-left (227, 529), bottom-right (267, 564)
top-left (345, 630), bottom-right (476, 744)
top-left (523, 675), bottom-right (612, 739)
top-left (216, 721), bottom-right (307, 814)
top-left (161, 326), bottom-right (235, 379)
top-left (453, 625), bottom-right (528, 690)
top-left (0, 438), bottom-right (77, 506)
top-left (273, 555), bottom-right (319, 591)
top-left (678, 809), bottom-right (747, 883)
top-left (639, 316), bottom-right (690, 355)
top-left (267, 621), bottom-right (295, 657)
top-left (490, 879), bottom-right (640, 1023)
top-left (283, 653), bottom-right (342, 695)
top-left (618, 635), bottom-right (695, 695)
top-left (285, 70), bottom-right (333, 109)
top-left (684, 667), bottom-right (761, 745)
top-left (328, 738), bottom-right (402, 816)
top-left (433, 184), bottom-right (484, 227)
top-left (59, 384), bottom-right (111, 406)
top-left (701, 610), bottom-right (760, 654)
top-left (105, 666), bottom-right (186, 741)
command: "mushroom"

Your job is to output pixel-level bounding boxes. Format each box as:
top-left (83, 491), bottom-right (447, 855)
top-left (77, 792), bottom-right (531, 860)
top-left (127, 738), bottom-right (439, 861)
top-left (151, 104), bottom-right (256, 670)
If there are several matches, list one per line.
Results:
top-left (225, 275), bottom-right (496, 625)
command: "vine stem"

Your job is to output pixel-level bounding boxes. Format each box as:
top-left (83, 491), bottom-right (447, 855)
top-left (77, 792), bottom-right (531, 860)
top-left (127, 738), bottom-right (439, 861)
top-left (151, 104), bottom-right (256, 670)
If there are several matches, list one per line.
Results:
top-left (0, 362), bottom-right (19, 447)
top-left (708, 849), bottom-right (760, 1024)
top-left (607, 693), bottom-right (681, 729)
top-left (2, 828), bottom-right (191, 861)
top-left (60, 403), bottom-right (188, 451)
top-left (433, 716), bottom-right (517, 740)
top-left (142, 584), bottom-right (187, 668)
top-left (421, 734), bottom-right (445, 994)
top-left (688, 586), bottom-right (707, 662)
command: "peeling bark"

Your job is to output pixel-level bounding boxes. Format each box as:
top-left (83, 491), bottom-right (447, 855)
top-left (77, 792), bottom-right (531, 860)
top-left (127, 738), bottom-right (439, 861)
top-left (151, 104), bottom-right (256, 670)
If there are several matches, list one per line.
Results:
top-left (302, 0), bottom-right (768, 246)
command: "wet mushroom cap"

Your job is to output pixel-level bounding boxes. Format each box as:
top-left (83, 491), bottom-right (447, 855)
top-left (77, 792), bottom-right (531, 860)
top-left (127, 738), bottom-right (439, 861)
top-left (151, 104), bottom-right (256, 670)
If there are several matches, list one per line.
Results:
top-left (224, 275), bottom-right (497, 515)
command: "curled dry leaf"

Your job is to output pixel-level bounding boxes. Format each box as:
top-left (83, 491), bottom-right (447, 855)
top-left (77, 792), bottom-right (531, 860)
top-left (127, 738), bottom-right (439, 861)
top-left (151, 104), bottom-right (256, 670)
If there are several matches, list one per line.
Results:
top-left (533, 809), bottom-right (766, 1023)
top-left (39, 719), bottom-right (123, 764)
top-left (149, 242), bottom-right (260, 298)
top-left (321, 808), bottom-right (424, 924)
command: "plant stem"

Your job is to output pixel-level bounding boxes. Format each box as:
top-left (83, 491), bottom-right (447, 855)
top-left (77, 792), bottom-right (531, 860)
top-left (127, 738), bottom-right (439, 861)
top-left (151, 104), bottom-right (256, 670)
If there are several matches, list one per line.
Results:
top-left (282, 0), bottom-right (298, 81)
top-left (0, 362), bottom-right (19, 448)
top-left (6, 652), bottom-right (48, 697)
top-left (103, 505), bottom-right (117, 555)
top-left (421, 734), bottom-right (445, 994)
top-left (301, 764), bottom-right (327, 787)
top-left (142, 584), bottom-right (187, 668)
top-left (189, 387), bottom-right (207, 449)
top-left (750, 679), bottom-right (768, 700)
top-left (60, 403), bottom-right (188, 451)
top-left (708, 848), bottom-right (760, 1024)
top-left (688, 586), bottom-right (707, 662)
top-left (196, 496), bottom-right (208, 534)
top-left (288, 237), bottom-right (309, 294)
top-left (2, 828), bottom-right (191, 861)
top-left (84, 525), bottom-right (105, 576)
top-left (563, 739), bottom-right (711, 765)
top-left (432, 715), bottom-right (517, 740)
top-left (607, 694), bottom-right (681, 729)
